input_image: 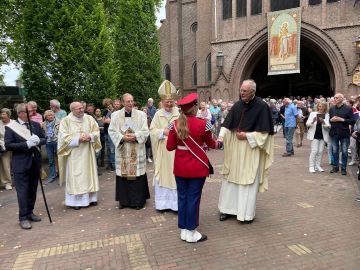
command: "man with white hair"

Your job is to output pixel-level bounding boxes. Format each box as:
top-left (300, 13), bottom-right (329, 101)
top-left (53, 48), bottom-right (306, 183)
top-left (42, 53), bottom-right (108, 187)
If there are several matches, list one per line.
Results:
top-left (218, 80), bottom-right (274, 223)
top-left (50, 99), bottom-right (67, 120)
top-left (329, 93), bottom-right (354, 175)
top-left (109, 93), bottom-right (150, 210)
top-left (57, 102), bottom-right (101, 210)
top-left (4, 103), bottom-right (46, 229)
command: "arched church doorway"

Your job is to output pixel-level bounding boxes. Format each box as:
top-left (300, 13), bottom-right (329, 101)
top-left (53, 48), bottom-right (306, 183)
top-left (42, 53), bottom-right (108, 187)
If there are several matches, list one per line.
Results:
top-left (245, 37), bottom-right (334, 98)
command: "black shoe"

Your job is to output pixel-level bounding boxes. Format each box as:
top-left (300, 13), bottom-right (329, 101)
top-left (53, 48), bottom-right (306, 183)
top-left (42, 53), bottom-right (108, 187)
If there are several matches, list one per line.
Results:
top-left (90, 202), bottom-right (98, 206)
top-left (197, 234), bottom-right (207, 242)
top-left (244, 219), bottom-right (254, 224)
top-left (73, 206), bottom-right (81, 210)
top-left (219, 213), bottom-right (229, 221)
top-left (282, 153), bottom-right (292, 157)
top-left (341, 170), bottom-right (347, 175)
top-left (135, 206), bottom-right (142, 210)
top-left (28, 213), bottom-right (41, 222)
top-left (20, 220), bottom-right (32, 229)
top-left (330, 167), bottom-right (339, 173)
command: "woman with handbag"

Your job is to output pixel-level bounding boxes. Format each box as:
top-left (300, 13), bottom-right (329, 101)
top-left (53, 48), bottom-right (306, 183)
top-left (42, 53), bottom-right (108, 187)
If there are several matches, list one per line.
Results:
top-left (166, 93), bottom-right (221, 243)
top-left (306, 102), bottom-right (330, 173)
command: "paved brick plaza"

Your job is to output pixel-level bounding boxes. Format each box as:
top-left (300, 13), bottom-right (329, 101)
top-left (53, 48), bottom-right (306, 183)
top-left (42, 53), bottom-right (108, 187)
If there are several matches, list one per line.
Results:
top-left (1, 133), bottom-right (360, 270)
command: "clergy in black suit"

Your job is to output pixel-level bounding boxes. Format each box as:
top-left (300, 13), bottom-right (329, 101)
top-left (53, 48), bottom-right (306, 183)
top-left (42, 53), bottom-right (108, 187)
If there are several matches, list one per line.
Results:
top-left (4, 103), bottom-right (46, 229)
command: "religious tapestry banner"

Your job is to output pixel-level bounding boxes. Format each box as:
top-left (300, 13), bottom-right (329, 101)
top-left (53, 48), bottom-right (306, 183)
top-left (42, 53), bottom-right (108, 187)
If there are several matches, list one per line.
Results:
top-left (268, 8), bottom-right (301, 75)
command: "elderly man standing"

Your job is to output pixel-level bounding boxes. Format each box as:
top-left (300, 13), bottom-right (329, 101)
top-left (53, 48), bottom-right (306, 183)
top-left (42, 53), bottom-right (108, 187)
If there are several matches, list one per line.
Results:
top-left (50, 99), bottom-right (67, 120)
top-left (329, 93), bottom-right (354, 175)
top-left (282, 98), bottom-right (298, 157)
top-left (57, 102), bottom-right (101, 210)
top-left (109, 93), bottom-right (150, 210)
top-left (217, 79), bottom-right (274, 223)
top-left (150, 80), bottom-right (179, 212)
top-left (4, 103), bottom-right (46, 229)
top-left (0, 108), bottom-right (13, 190)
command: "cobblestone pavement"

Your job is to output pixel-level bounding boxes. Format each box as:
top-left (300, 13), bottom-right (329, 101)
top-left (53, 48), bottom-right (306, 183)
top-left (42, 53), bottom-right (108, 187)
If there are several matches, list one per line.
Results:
top-left (1, 133), bottom-right (360, 270)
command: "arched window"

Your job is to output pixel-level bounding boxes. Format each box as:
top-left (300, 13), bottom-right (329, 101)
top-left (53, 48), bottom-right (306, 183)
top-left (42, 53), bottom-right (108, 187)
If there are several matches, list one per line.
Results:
top-left (223, 0), bottom-right (232, 20)
top-left (270, 0), bottom-right (299, 11)
top-left (163, 64), bottom-right (171, 81)
top-left (236, 0), bottom-right (247, 17)
top-left (192, 62), bottom-right (197, 86)
top-left (251, 0), bottom-right (262, 15)
top-left (206, 54), bottom-right (212, 83)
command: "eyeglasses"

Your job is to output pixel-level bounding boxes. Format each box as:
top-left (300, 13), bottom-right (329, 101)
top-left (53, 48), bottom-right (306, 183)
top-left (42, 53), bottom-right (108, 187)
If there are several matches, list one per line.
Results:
top-left (334, 97), bottom-right (341, 99)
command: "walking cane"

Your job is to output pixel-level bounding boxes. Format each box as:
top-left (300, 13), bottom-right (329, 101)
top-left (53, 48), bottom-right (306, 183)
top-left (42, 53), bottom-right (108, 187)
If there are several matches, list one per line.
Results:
top-left (25, 104), bottom-right (53, 223)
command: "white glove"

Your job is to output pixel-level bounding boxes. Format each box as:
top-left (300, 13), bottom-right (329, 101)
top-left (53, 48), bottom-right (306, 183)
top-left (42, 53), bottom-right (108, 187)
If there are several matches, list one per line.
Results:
top-left (29, 135), bottom-right (40, 145)
top-left (26, 140), bottom-right (37, 149)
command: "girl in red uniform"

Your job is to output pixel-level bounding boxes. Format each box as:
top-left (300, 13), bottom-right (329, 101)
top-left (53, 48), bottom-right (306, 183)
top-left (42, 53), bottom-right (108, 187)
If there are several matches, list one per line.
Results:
top-left (166, 93), bottom-right (221, 243)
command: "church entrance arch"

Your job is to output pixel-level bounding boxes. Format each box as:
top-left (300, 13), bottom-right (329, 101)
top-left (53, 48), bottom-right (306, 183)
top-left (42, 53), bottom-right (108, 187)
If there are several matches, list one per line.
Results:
top-left (230, 22), bottom-right (346, 99)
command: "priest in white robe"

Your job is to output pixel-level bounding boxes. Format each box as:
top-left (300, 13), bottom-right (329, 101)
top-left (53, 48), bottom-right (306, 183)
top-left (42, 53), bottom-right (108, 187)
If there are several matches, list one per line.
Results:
top-left (108, 93), bottom-right (150, 210)
top-left (58, 102), bottom-right (101, 210)
top-left (150, 80), bottom-right (179, 212)
top-left (218, 80), bottom-right (274, 223)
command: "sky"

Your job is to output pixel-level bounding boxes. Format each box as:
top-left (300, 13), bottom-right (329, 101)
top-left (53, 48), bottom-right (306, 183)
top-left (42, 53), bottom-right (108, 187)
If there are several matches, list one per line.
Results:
top-left (1, 0), bottom-right (167, 86)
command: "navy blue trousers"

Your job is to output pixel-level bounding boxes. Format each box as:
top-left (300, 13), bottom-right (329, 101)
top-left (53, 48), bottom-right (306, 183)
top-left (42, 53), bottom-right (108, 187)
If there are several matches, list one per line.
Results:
top-left (13, 160), bottom-right (39, 221)
top-left (175, 176), bottom-right (205, 230)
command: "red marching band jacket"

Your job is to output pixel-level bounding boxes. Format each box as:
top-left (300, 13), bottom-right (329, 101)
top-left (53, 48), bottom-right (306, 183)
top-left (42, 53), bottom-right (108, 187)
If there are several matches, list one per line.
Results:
top-left (166, 115), bottom-right (218, 178)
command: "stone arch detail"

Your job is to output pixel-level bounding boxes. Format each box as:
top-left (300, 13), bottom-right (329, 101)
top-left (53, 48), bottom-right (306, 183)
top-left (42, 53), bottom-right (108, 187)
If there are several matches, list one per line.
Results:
top-left (223, 88), bottom-right (230, 102)
top-left (205, 91), bottom-right (211, 101)
top-left (215, 89), bottom-right (221, 100)
top-left (229, 21), bottom-right (347, 96)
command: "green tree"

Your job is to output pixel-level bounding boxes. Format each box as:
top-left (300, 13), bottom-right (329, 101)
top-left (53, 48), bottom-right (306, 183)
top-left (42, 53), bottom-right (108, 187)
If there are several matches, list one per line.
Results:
top-left (113, 0), bottom-right (161, 106)
top-left (5, 0), bottom-right (115, 111)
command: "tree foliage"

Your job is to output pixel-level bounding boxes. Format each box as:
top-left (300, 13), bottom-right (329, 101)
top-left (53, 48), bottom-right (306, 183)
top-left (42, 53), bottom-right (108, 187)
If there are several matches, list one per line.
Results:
top-left (1, 0), bottom-right (162, 111)
top-left (112, 0), bottom-right (162, 105)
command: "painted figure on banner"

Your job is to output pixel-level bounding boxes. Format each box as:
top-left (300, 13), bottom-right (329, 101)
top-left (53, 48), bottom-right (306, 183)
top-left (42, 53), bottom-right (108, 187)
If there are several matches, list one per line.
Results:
top-left (278, 22), bottom-right (290, 61)
top-left (268, 8), bottom-right (301, 75)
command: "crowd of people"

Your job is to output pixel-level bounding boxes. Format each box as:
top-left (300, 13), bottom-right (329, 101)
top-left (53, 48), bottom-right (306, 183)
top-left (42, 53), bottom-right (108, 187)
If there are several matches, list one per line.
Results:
top-left (0, 79), bottom-right (359, 241)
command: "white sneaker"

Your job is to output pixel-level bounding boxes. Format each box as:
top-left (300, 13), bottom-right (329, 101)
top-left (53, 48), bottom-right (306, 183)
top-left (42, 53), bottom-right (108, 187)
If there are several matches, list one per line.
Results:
top-left (316, 166), bottom-right (324, 172)
top-left (180, 229), bottom-right (187, 241)
top-left (5, 183), bottom-right (12, 190)
top-left (147, 158), bottom-right (152, 163)
top-left (348, 161), bottom-right (356, 166)
top-left (309, 167), bottom-right (316, 173)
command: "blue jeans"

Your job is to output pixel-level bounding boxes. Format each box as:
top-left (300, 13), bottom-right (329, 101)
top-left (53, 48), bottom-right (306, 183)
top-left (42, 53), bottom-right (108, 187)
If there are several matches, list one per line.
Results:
top-left (106, 134), bottom-right (115, 167)
top-left (175, 176), bottom-right (205, 230)
top-left (45, 141), bottom-right (57, 180)
top-left (331, 136), bottom-right (350, 171)
top-left (284, 127), bottom-right (295, 154)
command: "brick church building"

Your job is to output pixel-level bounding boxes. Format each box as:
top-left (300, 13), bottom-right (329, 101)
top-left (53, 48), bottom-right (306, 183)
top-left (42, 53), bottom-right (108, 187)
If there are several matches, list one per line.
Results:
top-left (158, 0), bottom-right (360, 101)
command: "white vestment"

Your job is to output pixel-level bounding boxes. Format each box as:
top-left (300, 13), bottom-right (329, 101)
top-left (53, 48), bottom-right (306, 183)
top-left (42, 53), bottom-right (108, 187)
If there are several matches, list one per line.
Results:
top-left (218, 128), bottom-right (274, 221)
top-left (58, 113), bottom-right (101, 207)
top-left (150, 108), bottom-right (179, 211)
